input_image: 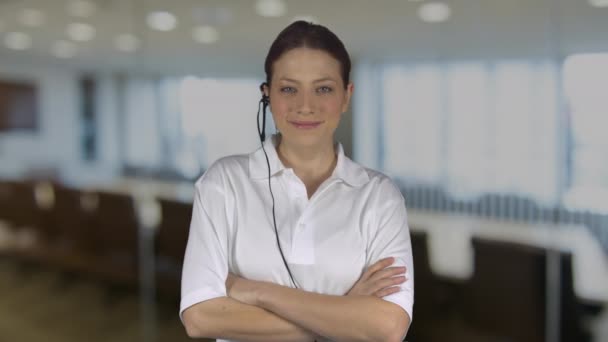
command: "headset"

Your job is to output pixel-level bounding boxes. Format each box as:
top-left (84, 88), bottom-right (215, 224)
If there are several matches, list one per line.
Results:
top-left (257, 82), bottom-right (300, 289)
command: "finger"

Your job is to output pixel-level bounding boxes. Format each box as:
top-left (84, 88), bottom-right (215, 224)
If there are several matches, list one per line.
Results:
top-left (364, 276), bottom-right (406, 296)
top-left (375, 286), bottom-right (400, 298)
top-left (368, 266), bottom-right (406, 282)
top-left (363, 257), bottom-right (395, 279)
top-left (379, 266), bottom-right (406, 278)
top-left (374, 286), bottom-right (401, 298)
top-left (364, 258), bottom-right (393, 277)
top-left (373, 276), bottom-right (406, 291)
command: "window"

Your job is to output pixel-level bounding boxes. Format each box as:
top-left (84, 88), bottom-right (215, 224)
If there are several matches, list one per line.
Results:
top-left (122, 76), bottom-right (263, 178)
top-left (356, 59), bottom-right (560, 204)
top-left (176, 77), bottom-right (263, 176)
top-left (563, 54), bottom-right (608, 213)
top-left (382, 65), bottom-right (442, 185)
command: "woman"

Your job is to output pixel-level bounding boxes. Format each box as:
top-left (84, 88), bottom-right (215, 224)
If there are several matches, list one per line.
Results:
top-left (181, 21), bottom-right (413, 342)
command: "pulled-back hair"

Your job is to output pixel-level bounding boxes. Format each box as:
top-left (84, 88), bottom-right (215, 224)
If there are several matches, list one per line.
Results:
top-left (264, 21), bottom-right (351, 88)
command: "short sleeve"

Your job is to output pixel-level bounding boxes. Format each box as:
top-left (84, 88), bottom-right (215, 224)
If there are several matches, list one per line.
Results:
top-left (180, 165), bottom-right (231, 321)
top-left (365, 178), bottom-right (414, 324)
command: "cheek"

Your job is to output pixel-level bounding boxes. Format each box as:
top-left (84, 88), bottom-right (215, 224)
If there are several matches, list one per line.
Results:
top-left (270, 98), bottom-right (291, 117)
top-left (324, 98), bottom-right (345, 116)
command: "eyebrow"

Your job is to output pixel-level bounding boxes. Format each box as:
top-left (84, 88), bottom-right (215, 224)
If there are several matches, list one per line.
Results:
top-left (279, 77), bottom-right (337, 84)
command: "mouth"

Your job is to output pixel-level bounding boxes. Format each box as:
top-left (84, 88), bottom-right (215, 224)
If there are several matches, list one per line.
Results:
top-left (289, 120), bottom-right (323, 129)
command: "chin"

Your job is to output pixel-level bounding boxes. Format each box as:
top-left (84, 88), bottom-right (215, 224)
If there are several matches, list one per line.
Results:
top-left (283, 132), bottom-right (329, 147)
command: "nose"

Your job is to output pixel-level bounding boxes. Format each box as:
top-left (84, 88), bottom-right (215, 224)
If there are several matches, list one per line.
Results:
top-left (295, 90), bottom-right (315, 115)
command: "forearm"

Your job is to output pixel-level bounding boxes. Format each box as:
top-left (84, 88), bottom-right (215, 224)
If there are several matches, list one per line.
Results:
top-left (183, 296), bottom-right (318, 342)
top-left (257, 284), bottom-right (409, 342)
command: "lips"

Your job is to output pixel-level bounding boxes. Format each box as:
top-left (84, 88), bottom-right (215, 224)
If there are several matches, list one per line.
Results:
top-left (289, 121), bottom-right (322, 129)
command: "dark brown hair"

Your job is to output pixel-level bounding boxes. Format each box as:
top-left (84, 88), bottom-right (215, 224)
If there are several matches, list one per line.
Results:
top-left (264, 21), bottom-right (351, 88)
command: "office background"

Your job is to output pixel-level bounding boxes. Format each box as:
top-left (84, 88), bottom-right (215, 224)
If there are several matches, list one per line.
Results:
top-left (0, 1), bottom-right (607, 341)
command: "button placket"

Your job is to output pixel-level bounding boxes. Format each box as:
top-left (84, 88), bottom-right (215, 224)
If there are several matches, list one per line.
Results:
top-left (289, 219), bottom-right (315, 265)
top-left (285, 170), bottom-right (315, 264)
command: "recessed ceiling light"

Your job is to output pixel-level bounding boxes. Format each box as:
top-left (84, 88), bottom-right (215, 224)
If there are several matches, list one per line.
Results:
top-left (52, 40), bottom-right (77, 58)
top-left (67, 0), bottom-right (97, 18)
top-left (147, 11), bottom-right (178, 31)
top-left (192, 25), bottom-right (219, 44)
top-left (255, 0), bottom-right (287, 18)
top-left (115, 34), bottom-right (140, 52)
top-left (588, 0), bottom-right (608, 7)
top-left (67, 22), bottom-right (96, 41)
top-left (4, 31), bottom-right (32, 50)
top-left (418, 2), bottom-right (451, 23)
top-left (19, 8), bottom-right (46, 27)
top-left (292, 15), bottom-right (319, 24)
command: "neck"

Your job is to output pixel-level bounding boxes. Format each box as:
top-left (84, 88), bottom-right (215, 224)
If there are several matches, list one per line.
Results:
top-left (275, 134), bottom-right (337, 183)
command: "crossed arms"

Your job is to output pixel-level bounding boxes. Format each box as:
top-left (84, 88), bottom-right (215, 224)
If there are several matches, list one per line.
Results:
top-left (183, 171), bottom-right (412, 341)
top-left (182, 257), bottom-right (410, 342)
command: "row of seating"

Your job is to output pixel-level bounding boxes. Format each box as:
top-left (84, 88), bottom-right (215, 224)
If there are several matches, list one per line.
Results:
top-left (0, 179), bottom-right (191, 301)
top-left (408, 231), bottom-right (602, 342)
top-left (1, 179), bottom-right (603, 341)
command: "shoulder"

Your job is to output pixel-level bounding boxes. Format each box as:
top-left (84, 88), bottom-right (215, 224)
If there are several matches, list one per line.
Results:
top-left (194, 154), bottom-right (249, 190)
top-left (361, 167), bottom-right (404, 201)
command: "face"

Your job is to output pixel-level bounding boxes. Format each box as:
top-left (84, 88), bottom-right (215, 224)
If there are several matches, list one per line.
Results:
top-left (264, 47), bottom-right (353, 150)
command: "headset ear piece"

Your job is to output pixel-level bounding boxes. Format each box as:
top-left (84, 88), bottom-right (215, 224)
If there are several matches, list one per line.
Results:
top-left (260, 82), bottom-right (270, 105)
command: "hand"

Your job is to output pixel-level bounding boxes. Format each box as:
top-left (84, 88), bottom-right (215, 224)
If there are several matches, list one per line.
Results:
top-left (225, 272), bottom-right (262, 306)
top-left (346, 257), bottom-right (407, 298)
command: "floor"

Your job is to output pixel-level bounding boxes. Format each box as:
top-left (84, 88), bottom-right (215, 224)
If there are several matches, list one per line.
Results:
top-left (0, 258), bottom-right (205, 342)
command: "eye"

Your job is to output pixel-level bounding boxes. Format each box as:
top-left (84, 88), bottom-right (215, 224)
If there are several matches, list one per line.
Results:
top-left (280, 86), bottom-right (296, 94)
top-left (317, 86), bottom-right (333, 94)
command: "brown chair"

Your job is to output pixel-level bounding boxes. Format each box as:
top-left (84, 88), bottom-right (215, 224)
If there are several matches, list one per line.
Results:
top-left (463, 238), bottom-right (548, 342)
top-left (3, 180), bottom-right (45, 231)
top-left (405, 231), bottom-right (473, 342)
top-left (407, 237), bottom-right (549, 342)
top-left (559, 252), bottom-right (597, 342)
top-left (2, 181), bottom-right (55, 260)
top-left (0, 180), bottom-right (19, 255)
top-left (4, 183), bottom-right (95, 270)
top-left (0, 180), bottom-right (14, 224)
top-left (405, 231), bottom-right (436, 341)
top-left (37, 184), bottom-right (98, 271)
top-left (154, 198), bottom-right (192, 300)
top-left (49, 185), bottom-right (93, 247)
top-left (460, 237), bottom-right (596, 342)
top-left (86, 191), bottom-right (140, 287)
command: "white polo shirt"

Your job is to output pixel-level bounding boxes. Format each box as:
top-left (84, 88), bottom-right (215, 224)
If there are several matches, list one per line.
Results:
top-left (180, 134), bottom-right (414, 341)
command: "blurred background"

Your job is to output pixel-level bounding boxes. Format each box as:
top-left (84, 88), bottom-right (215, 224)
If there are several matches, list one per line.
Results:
top-left (0, 0), bottom-right (607, 341)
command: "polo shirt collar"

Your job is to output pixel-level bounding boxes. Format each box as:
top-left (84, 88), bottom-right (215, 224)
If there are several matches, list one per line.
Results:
top-left (249, 134), bottom-right (285, 179)
top-left (249, 134), bottom-right (370, 187)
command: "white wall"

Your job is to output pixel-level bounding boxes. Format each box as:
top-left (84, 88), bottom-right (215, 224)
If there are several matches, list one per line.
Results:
top-left (0, 60), bottom-right (122, 183)
top-left (0, 60), bottom-right (80, 178)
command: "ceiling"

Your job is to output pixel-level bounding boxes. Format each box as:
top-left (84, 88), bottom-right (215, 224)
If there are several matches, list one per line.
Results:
top-left (0, 0), bottom-right (607, 77)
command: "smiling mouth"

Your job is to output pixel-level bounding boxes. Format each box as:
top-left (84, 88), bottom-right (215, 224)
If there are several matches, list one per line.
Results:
top-left (289, 121), bottom-right (322, 129)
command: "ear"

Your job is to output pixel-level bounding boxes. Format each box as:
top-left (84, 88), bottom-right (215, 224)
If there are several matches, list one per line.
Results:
top-left (341, 82), bottom-right (354, 113)
top-left (260, 82), bottom-right (270, 98)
